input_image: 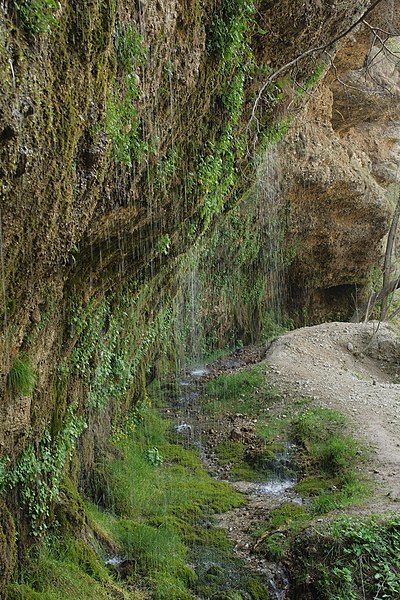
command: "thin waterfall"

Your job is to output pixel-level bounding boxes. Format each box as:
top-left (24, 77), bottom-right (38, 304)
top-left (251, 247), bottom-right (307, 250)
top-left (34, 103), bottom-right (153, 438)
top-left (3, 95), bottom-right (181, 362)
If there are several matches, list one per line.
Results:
top-left (255, 145), bottom-right (287, 327)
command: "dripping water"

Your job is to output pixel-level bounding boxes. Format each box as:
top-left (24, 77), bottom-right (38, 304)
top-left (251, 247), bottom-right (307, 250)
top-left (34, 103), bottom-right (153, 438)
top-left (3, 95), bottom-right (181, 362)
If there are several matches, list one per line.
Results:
top-left (255, 145), bottom-right (287, 325)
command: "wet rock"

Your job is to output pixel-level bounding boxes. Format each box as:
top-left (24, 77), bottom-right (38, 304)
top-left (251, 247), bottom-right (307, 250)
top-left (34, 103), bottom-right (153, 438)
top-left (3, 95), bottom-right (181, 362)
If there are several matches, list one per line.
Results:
top-left (229, 428), bottom-right (243, 441)
top-left (174, 423), bottom-right (192, 435)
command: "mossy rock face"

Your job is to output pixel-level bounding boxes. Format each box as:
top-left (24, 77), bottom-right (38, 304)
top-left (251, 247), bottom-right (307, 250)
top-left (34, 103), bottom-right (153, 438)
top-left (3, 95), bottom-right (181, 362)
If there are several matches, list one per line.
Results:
top-left (0, 499), bottom-right (17, 590)
top-left (53, 477), bottom-right (86, 533)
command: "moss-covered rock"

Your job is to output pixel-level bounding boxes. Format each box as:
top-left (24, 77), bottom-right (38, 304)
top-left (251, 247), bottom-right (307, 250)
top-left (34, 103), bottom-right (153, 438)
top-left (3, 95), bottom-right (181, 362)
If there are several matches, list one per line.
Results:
top-left (0, 499), bottom-right (17, 591)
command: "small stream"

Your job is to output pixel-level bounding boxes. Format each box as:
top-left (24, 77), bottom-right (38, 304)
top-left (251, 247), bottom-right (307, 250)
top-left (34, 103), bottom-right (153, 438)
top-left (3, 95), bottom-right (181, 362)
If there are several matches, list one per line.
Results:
top-left (169, 362), bottom-right (301, 600)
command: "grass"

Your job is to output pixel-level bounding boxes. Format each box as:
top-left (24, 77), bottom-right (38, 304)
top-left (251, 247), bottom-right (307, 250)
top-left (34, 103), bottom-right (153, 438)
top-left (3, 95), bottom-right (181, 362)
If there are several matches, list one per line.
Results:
top-left (6, 535), bottom-right (132, 600)
top-left (8, 355), bottom-right (36, 396)
top-left (7, 400), bottom-right (245, 600)
top-left (87, 405), bottom-right (245, 599)
top-left (104, 408), bottom-right (243, 520)
top-left (290, 407), bottom-right (370, 514)
top-left (204, 365), bottom-right (278, 415)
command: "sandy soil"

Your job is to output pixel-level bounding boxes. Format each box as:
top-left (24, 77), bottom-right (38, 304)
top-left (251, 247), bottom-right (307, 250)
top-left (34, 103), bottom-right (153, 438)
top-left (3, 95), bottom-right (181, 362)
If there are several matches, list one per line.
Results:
top-left (265, 320), bottom-right (400, 513)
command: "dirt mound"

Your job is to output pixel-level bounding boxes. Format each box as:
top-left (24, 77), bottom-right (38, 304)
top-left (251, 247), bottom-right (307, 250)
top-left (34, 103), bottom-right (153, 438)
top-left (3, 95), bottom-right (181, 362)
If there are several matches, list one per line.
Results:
top-left (265, 321), bottom-right (400, 512)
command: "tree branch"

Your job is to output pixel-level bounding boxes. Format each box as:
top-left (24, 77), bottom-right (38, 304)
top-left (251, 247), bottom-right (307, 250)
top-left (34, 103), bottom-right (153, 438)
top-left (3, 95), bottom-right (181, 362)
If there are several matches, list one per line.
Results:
top-left (248, 0), bottom-right (386, 137)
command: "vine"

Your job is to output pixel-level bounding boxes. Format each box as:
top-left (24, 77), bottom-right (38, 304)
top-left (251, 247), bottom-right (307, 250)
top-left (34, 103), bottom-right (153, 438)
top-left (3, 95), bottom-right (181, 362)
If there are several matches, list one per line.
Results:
top-left (14, 0), bottom-right (59, 34)
top-left (106, 23), bottom-right (148, 166)
top-left (67, 289), bottom-right (173, 412)
top-left (0, 406), bottom-right (86, 537)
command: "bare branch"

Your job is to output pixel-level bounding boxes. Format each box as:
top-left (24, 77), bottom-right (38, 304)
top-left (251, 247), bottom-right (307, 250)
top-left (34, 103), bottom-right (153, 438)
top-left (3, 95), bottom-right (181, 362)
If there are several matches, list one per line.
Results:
top-left (351, 274), bottom-right (400, 323)
top-left (247, 0), bottom-right (386, 136)
top-left (381, 195), bottom-right (400, 320)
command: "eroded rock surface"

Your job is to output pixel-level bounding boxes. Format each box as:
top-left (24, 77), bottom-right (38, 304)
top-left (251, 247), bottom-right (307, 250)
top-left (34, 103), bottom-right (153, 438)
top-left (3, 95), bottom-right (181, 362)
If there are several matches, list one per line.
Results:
top-left (274, 5), bottom-right (400, 321)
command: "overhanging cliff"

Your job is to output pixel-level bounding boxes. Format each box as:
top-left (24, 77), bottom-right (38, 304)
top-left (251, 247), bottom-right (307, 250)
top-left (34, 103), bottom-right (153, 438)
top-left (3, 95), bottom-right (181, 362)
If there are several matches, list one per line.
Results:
top-left (0, 0), bottom-right (398, 588)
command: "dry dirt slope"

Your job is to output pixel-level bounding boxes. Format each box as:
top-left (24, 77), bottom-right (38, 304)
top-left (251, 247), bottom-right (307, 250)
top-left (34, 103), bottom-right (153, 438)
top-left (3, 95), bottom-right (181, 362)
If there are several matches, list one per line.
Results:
top-left (265, 321), bottom-right (400, 512)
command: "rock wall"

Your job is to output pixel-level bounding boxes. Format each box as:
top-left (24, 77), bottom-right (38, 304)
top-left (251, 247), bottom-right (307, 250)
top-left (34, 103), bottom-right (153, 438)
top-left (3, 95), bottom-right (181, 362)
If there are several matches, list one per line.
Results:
top-left (0, 0), bottom-right (397, 577)
top-left (280, 4), bottom-right (400, 321)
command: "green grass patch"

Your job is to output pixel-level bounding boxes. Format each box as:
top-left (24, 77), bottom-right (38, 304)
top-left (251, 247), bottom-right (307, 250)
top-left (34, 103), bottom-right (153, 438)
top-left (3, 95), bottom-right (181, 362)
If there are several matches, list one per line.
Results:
top-left (9, 402), bottom-right (244, 599)
top-left (6, 535), bottom-right (132, 600)
top-left (104, 408), bottom-right (243, 520)
top-left (291, 407), bottom-right (370, 512)
top-left (257, 414), bottom-right (290, 443)
top-left (86, 406), bottom-right (244, 599)
top-left (8, 355), bottom-right (36, 396)
top-left (204, 366), bottom-right (278, 415)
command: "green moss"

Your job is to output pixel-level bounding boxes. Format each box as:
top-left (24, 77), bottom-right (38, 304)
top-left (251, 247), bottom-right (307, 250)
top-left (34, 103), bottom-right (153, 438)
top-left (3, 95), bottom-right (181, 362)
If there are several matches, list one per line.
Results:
top-left (105, 407), bottom-right (243, 519)
top-left (6, 535), bottom-right (130, 600)
top-left (246, 576), bottom-right (269, 599)
top-left (82, 405), bottom-right (244, 598)
top-left (53, 476), bottom-right (86, 533)
top-left (213, 440), bottom-right (275, 482)
top-left (254, 502), bottom-right (310, 560)
top-left (15, 0), bottom-right (59, 35)
top-left (214, 441), bottom-right (245, 464)
top-left (0, 500), bottom-right (17, 592)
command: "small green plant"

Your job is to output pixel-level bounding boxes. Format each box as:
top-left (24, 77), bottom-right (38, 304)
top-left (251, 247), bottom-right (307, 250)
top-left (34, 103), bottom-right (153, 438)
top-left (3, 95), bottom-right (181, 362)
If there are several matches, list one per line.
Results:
top-left (68, 291), bottom-right (173, 412)
top-left (112, 401), bottom-right (147, 445)
top-left (8, 355), bottom-right (36, 396)
top-left (106, 80), bottom-right (146, 166)
top-left (155, 148), bottom-right (179, 191)
top-left (292, 515), bottom-right (400, 599)
top-left (156, 233), bottom-right (171, 256)
top-left (115, 24), bottom-right (147, 69)
top-left (295, 64), bottom-right (324, 99)
top-left (145, 447), bottom-right (164, 466)
top-left (14, 0), bottom-right (58, 34)
top-left (207, 0), bottom-right (254, 70)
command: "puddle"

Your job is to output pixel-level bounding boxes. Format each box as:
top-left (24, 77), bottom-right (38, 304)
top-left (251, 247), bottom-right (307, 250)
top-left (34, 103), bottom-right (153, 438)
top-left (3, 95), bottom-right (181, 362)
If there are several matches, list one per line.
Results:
top-left (257, 479), bottom-right (296, 495)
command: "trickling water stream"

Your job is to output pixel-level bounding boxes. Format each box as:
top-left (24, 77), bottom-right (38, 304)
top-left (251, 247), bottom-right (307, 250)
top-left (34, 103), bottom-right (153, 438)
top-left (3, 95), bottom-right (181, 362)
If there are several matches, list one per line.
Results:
top-left (168, 358), bottom-right (301, 600)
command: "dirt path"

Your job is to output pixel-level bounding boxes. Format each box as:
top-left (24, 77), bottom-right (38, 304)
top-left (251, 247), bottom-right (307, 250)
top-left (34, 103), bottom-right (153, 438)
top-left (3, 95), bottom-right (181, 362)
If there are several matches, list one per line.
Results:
top-left (265, 321), bottom-right (400, 512)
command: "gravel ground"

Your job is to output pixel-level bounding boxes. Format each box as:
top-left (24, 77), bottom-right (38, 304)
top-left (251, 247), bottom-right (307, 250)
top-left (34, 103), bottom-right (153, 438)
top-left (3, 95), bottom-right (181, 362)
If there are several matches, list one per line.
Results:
top-left (265, 321), bottom-right (400, 512)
